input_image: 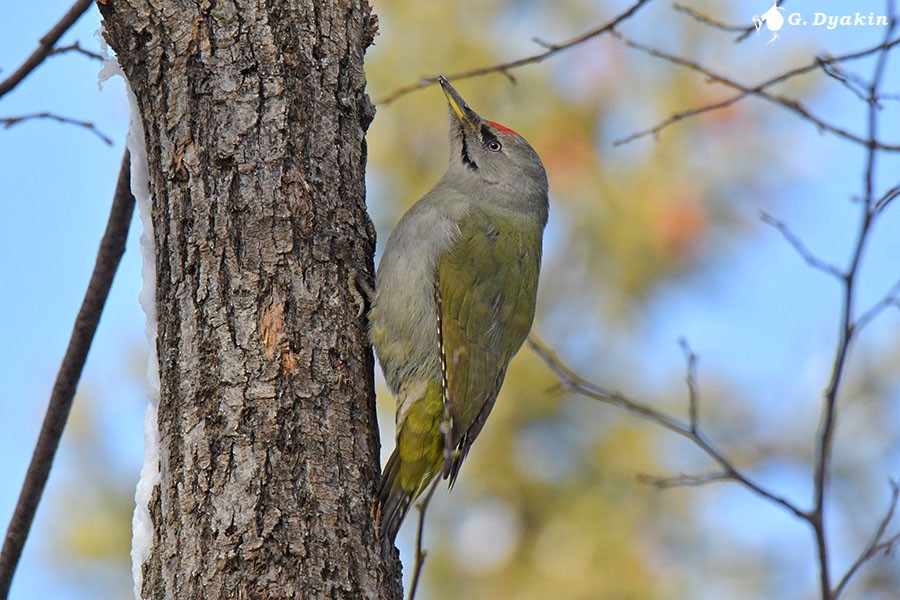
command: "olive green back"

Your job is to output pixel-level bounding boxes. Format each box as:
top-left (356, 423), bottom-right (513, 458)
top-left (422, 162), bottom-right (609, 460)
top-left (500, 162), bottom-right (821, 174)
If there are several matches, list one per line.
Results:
top-left (437, 205), bottom-right (543, 481)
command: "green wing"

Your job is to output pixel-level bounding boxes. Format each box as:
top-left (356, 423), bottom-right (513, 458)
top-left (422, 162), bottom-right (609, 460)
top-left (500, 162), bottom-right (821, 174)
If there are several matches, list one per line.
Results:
top-left (437, 206), bottom-right (543, 484)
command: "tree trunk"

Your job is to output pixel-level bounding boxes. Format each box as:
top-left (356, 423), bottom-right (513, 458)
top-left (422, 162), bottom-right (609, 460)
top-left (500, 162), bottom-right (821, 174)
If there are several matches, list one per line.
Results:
top-left (100, 1), bottom-right (400, 597)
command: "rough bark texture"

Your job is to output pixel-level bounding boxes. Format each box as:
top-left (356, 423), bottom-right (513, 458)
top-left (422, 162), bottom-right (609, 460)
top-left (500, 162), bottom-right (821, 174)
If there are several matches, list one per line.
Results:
top-left (100, 1), bottom-right (401, 597)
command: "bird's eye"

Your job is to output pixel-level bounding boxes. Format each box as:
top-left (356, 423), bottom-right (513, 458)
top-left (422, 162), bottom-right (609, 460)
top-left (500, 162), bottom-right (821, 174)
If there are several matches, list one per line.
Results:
top-left (487, 140), bottom-right (502, 152)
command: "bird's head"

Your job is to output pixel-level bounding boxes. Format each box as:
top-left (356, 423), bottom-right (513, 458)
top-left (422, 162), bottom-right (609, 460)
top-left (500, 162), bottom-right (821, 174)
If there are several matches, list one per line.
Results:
top-left (439, 76), bottom-right (548, 213)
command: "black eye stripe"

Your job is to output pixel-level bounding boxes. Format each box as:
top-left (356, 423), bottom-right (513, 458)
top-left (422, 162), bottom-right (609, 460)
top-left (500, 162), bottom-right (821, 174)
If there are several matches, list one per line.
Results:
top-left (461, 137), bottom-right (478, 171)
top-left (480, 124), bottom-right (500, 148)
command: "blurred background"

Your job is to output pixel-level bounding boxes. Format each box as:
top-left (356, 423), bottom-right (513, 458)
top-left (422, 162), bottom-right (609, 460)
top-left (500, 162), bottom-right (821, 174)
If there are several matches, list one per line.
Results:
top-left (2, 0), bottom-right (899, 598)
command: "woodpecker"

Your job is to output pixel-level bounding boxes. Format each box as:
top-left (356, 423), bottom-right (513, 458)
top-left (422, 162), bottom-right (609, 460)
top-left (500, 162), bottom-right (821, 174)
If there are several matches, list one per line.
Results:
top-left (370, 76), bottom-right (548, 551)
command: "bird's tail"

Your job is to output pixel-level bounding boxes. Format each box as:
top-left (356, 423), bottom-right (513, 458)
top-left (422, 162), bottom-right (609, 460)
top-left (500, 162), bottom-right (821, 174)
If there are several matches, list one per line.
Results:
top-left (377, 381), bottom-right (445, 552)
top-left (376, 450), bottom-right (414, 553)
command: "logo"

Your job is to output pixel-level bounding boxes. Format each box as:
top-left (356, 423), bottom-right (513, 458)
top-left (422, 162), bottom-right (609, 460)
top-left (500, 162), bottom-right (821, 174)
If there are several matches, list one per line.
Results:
top-left (753, 2), bottom-right (786, 45)
top-left (752, 2), bottom-right (891, 44)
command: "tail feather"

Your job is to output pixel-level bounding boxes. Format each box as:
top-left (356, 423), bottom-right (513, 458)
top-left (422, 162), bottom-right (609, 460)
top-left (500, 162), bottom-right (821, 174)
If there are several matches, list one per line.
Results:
top-left (376, 450), bottom-right (414, 554)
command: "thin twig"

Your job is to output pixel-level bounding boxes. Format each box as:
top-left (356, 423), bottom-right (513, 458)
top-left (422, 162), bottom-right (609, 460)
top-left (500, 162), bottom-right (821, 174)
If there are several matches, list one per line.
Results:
top-left (832, 480), bottom-right (900, 598)
top-left (820, 62), bottom-right (870, 103)
top-left (48, 41), bottom-right (104, 62)
top-left (529, 336), bottom-right (689, 434)
top-left (638, 470), bottom-right (730, 489)
top-left (614, 34), bottom-right (900, 152)
top-left (1, 112), bottom-right (114, 145)
top-left (759, 212), bottom-right (844, 280)
top-left (874, 182), bottom-right (900, 214)
top-left (853, 277), bottom-right (900, 336)
top-left (0, 0), bottom-right (95, 99)
top-left (406, 480), bottom-right (440, 600)
top-left (375, 0), bottom-right (653, 105)
top-left (679, 339), bottom-right (699, 432)
top-left (613, 91), bottom-right (747, 146)
top-left (0, 149), bottom-right (134, 599)
top-left (672, 2), bottom-right (754, 38)
top-left (671, 2), bottom-right (791, 42)
top-left (527, 336), bottom-right (809, 521)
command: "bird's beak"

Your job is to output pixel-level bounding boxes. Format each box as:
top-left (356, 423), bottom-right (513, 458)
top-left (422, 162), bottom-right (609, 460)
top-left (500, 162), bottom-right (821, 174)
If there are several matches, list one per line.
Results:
top-left (439, 76), bottom-right (480, 130)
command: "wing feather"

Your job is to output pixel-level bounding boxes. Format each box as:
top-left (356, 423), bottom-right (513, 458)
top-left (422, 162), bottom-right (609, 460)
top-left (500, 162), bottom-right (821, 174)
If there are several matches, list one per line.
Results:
top-left (436, 206), bottom-right (542, 485)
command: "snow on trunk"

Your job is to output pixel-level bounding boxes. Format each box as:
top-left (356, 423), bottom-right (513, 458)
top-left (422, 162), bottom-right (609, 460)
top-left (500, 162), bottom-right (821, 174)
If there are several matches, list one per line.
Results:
top-left (100, 56), bottom-right (159, 600)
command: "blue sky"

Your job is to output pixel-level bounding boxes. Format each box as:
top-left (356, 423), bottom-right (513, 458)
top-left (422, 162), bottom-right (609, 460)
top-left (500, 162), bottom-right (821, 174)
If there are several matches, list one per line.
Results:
top-left (1, 1), bottom-right (899, 598)
top-left (1, 4), bottom-right (140, 598)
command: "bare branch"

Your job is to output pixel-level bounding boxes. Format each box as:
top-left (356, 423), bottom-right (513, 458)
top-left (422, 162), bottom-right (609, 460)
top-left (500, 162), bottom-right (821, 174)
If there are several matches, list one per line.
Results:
top-left (614, 34), bottom-right (900, 151)
top-left (376, 0), bottom-right (652, 105)
top-left (874, 182), bottom-right (900, 214)
top-left (527, 335), bottom-right (809, 522)
top-left (0, 0), bottom-right (95, 99)
top-left (759, 212), bottom-right (845, 280)
top-left (833, 480), bottom-right (900, 598)
top-left (1, 112), bottom-right (114, 145)
top-left (853, 277), bottom-right (900, 336)
top-left (0, 150), bottom-right (134, 598)
top-left (638, 470), bottom-right (730, 489)
top-left (614, 92), bottom-right (747, 146)
top-left (528, 336), bottom-right (689, 434)
top-left (812, 8), bottom-right (897, 595)
top-left (406, 480), bottom-right (440, 600)
top-left (612, 34), bottom-right (900, 148)
top-left (672, 3), bottom-right (752, 36)
top-left (820, 62), bottom-right (871, 103)
top-left (679, 338), bottom-right (699, 432)
top-left (48, 40), bottom-right (104, 62)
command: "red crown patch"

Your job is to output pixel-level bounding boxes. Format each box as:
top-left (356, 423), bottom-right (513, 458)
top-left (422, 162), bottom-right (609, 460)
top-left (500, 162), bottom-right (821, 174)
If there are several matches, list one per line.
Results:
top-left (488, 121), bottom-right (518, 136)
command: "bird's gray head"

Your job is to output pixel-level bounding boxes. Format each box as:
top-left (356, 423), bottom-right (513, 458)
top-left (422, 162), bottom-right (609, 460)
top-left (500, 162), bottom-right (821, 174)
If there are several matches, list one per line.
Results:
top-left (438, 76), bottom-right (549, 221)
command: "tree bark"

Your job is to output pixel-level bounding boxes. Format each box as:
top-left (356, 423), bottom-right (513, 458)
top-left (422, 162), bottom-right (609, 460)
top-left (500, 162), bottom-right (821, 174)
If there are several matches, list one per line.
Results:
top-left (100, 1), bottom-right (400, 597)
